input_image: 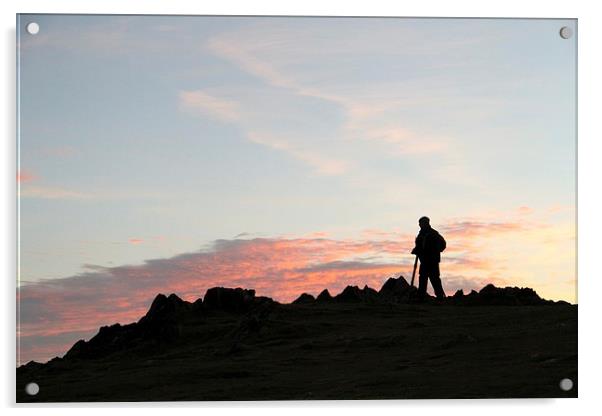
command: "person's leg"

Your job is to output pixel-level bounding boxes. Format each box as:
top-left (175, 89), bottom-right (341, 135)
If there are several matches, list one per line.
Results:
top-left (429, 263), bottom-right (446, 299)
top-left (417, 263), bottom-right (428, 301)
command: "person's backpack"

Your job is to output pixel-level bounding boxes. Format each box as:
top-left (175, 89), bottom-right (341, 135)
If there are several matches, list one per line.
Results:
top-left (437, 232), bottom-right (446, 252)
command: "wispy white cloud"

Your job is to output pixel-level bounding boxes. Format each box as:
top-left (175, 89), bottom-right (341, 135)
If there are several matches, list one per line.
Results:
top-left (178, 88), bottom-right (350, 175)
top-left (178, 90), bottom-right (241, 122)
top-left (207, 37), bottom-right (299, 92)
top-left (247, 131), bottom-right (349, 175)
top-left (183, 22), bottom-right (474, 182)
top-left (20, 186), bottom-right (90, 200)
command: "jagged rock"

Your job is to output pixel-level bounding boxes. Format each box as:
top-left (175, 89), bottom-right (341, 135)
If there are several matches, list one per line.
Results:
top-left (292, 293), bottom-right (315, 304)
top-left (452, 289), bottom-right (479, 306)
top-left (448, 284), bottom-right (549, 306)
top-left (511, 287), bottom-right (548, 305)
top-left (478, 284), bottom-right (497, 295)
top-left (65, 295), bottom-right (191, 360)
top-left (20, 360), bottom-right (43, 371)
top-left (43, 281), bottom-right (568, 371)
top-left (379, 275), bottom-right (410, 294)
top-left (361, 285), bottom-right (381, 303)
top-left (203, 287), bottom-right (256, 313)
top-left (16, 278), bottom-right (577, 402)
top-left (64, 322), bottom-right (140, 360)
top-left (334, 285), bottom-right (381, 303)
top-left (136, 294), bottom-right (191, 340)
top-left (90, 323), bottom-right (129, 347)
top-left (335, 286), bottom-right (363, 302)
top-left (192, 298), bottom-right (204, 311)
top-left (255, 295), bottom-right (277, 307)
top-left (477, 284), bottom-right (519, 305)
top-left (139, 293), bottom-right (191, 324)
top-left (478, 284), bottom-right (546, 306)
top-left (64, 339), bottom-right (88, 359)
top-left (444, 289), bottom-right (465, 305)
top-left (316, 289), bottom-right (333, 302)
top-left (144, 294), bottom-right (192, 341)
top-left (379, 275), bottom-right (414, 303)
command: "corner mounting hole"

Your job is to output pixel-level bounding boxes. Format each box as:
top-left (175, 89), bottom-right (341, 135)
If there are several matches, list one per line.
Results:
top-left (26, 22), bottom-right (40, 35)
top-left (559, 26), bottom-right (573, 39)
top-left (559, 378), bottom-right (573, 391)
top-left (25, 382), bottom-right (39, 396)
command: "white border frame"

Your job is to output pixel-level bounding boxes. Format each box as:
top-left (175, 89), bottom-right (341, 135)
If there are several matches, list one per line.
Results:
top-left (3, 1), bottom-right (600, 414)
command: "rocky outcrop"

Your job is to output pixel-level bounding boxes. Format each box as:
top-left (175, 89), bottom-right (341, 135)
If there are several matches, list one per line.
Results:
top-left (378, 275), bottom-right (417, 303)
top-left (292, 293), bottom-right (315, 304)
top-left (448, 284), bottom-right (553, 306)
top-left (299, 278), bottom-right (558, 307)
top-left (334, 285), bottom-right (380, 303)
top-left (139, 293), bottom-right (192, 325)
top-left (203, 287), bottom-right (257, 313)
top-left (380, 275), bottom-right (410, 293)
top-left (65, 322), bottom-right (140, 359)
top-left (316, 289), bottom-right (333, 302)
top-left (56, 280), bottom-right (568, 364)
top-left (65, 293), bottom-right (192, 360)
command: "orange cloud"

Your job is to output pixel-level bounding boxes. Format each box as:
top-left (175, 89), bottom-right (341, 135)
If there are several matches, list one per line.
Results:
top-left (17, 215), bottom-right (574, 364)
top-left (128, 238), bottom-right (144, 245)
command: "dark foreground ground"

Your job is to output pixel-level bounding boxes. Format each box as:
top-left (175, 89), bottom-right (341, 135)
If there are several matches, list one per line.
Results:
top-left (17, 298), bottom-right (577, 402)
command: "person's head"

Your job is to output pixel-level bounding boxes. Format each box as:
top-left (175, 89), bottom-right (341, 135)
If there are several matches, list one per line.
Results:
top-left (418, 216), bottom-right (431, 230)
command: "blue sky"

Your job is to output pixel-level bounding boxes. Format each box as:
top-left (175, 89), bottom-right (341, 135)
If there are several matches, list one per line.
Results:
top-left (17, 15), bottom-right (576, 362)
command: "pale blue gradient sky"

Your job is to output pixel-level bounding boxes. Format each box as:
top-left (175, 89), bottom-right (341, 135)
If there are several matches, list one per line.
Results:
top-left (18, 15), bottom-right (575, 298)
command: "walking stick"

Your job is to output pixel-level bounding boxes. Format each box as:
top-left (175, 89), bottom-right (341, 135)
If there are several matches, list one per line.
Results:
top-left (410, 255), bottom-right (418, 287)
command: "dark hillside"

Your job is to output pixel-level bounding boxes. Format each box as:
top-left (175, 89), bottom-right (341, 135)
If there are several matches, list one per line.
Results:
top-left (17, 277), bottom-right (577, 402)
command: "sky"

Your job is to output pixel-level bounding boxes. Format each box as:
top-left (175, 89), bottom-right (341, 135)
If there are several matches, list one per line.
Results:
top-left (17, 15), bottom-right (576, 364)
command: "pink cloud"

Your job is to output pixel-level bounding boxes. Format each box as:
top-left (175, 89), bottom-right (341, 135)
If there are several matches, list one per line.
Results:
top-left (17, 218), bottom-right (538, 364)
top-left (128, 238), bottom-right (144, 245)
top-left (17, 170), bottom-right (36, 183)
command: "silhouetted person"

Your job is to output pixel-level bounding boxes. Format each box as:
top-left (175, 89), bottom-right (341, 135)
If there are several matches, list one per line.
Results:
top-left (411, 216), bottom-right (446, 301)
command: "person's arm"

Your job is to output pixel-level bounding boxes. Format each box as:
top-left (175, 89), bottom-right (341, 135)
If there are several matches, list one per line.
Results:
top-left (439, 233), bottom-right (446, 252)
top-left (411, 235), bottom-right (419, 255)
